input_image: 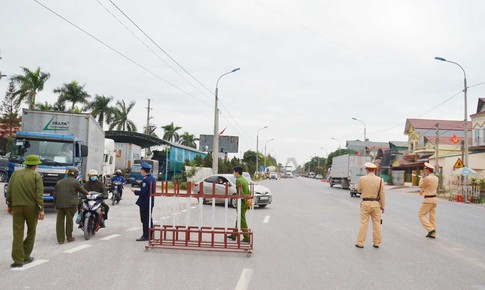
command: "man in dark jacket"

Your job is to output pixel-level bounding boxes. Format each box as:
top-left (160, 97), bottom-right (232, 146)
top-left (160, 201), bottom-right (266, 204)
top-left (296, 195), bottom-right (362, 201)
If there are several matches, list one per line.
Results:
top-left (54, 167), bottom-right (89, 244)
top-left (6, 155), bottom-right (44, 268)
top-left (83, 169), bottom-right (109, 227)
top-left (131, 162), bottom-right (156, 241)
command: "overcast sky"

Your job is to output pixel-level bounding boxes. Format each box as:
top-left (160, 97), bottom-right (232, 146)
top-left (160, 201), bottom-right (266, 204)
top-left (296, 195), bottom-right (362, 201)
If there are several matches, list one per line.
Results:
top-left (1, 0), bottom-right (485, 165)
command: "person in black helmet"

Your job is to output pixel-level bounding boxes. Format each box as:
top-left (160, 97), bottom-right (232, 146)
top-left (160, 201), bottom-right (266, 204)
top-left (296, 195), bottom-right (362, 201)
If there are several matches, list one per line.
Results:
top-left (54, 167), bottom-right (89, 244)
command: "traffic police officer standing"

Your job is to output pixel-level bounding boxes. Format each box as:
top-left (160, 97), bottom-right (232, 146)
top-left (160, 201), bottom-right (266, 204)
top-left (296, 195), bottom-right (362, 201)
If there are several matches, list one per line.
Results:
top-left (419, 162), bottom-right (439, 238)
top-left (355, 162), bottom-right (385, 249)
top-left (54, 167), bottom-right (89, 244)
top-left (6, 155), bottom-right (44, 268)
top-left (131, 162), bottom-right (156, 241)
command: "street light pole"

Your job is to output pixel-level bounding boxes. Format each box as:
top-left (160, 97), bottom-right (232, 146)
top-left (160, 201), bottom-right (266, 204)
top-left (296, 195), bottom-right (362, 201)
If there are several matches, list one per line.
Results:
top-left (352, 117), bottom-right (367, 156)
top-left (435, 57), bottom-right (468, 167)
top-left (256, 126), bottom-right (268, 175)
top-left (264, 138), bottom-right (274, 170)
top-left (331, 137), bottom-right (341, 155)
top-left (213, 68), bottom-right (240, 174)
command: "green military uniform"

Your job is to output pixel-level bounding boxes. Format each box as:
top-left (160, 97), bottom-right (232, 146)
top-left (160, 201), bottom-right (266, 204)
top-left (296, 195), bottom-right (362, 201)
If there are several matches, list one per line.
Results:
top-left (54, 176), bottom-right (89, 243)
top-left (229, 175), bottom-right (251, 242)
top-left (6, 160), bottom-right (44, 266)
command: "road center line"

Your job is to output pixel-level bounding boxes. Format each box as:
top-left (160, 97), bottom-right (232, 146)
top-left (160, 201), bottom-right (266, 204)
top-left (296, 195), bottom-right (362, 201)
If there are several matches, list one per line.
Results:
top-left (235, 268), bottom-right (253, 290)
top-left (63, 244), bottom-right (92, 254)
top-left (11, 259), bottom-right (49, 271)
top-left (101, 234), bottom-right (121, 241)
top-left (263, 215), bottom-right (271, 223)
top-left (126, 227), bottom-right (140, 232)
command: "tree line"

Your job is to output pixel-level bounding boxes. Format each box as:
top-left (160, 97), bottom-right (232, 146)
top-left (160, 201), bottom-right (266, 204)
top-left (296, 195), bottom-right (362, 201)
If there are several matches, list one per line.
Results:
top-left (1, 66), bottom-right (200, 148)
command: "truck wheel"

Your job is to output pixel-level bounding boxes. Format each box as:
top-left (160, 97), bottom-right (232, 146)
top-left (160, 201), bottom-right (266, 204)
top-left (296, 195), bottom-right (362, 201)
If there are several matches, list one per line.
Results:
top-left (0, 171), bottom-right (6, 182)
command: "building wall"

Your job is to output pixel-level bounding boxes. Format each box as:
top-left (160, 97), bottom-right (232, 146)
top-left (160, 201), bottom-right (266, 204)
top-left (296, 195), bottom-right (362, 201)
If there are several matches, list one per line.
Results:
top-left (472, 114), bottom-right (485, 146)
top-left (431, 152), bottom-right (485, 191)
top-left (407, 127), bottom-right (467, 153)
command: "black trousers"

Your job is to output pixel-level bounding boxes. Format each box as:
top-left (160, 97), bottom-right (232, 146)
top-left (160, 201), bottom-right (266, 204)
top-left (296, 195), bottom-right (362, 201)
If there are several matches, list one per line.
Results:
top-left (139, 207), bottom-right (153, 238)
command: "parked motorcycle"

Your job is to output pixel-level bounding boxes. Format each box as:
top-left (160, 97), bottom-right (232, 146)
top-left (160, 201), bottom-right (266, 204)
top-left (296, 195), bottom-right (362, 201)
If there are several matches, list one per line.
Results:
top-left (110, 181), bottom-right (123, 206)
top-left (80, 191), bottom-right (106, 240)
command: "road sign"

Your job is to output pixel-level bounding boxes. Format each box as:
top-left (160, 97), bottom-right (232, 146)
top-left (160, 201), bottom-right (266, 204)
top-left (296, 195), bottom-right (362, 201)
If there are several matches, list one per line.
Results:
top-left (453, 158), bottom-right (464, 169)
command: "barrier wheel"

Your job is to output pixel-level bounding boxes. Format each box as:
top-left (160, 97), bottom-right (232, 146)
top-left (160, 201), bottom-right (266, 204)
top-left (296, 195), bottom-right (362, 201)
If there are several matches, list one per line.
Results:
top-left (246, 250), bottom-right (252, 257)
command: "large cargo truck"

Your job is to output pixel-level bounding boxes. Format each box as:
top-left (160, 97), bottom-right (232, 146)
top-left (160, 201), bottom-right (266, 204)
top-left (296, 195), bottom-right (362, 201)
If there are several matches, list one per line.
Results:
top-left (6, 109), bottom-right (105, 202)
top-left (114, 142), bottom-right (141, 171)
top-left (328, 154), bottom-right (371, 196)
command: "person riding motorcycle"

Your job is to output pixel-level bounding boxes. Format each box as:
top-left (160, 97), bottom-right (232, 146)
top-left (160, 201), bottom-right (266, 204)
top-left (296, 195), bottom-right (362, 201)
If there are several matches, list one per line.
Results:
top-left (111, 169), bottom-right (125, 199)
top-left (83, 169), bottom-right (109, 227)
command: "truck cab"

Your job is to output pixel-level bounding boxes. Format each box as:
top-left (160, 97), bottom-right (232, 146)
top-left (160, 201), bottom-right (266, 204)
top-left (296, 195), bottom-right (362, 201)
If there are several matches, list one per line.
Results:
top-left (130, 159), bottom-right (159, 186)
top-left (6, 132), bottom-right (87, 202)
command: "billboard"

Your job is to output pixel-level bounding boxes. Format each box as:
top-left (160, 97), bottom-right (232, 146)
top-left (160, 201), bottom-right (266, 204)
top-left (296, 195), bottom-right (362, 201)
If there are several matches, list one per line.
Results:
top-left (199, 135), bottom-right (239, 153)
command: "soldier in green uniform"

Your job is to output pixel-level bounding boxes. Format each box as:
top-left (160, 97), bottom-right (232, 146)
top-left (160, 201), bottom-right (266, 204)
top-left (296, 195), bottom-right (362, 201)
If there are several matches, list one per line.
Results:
top-left (6, 155), bottom-right (44, 268)
top-left (228, 166), bottom-right (252, 243)
top-left (54, 167), bottom-right (89, 244)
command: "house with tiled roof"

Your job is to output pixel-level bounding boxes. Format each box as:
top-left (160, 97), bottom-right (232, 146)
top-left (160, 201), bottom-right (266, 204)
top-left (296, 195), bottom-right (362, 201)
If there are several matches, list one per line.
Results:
top-left (470, 98), bottom-right (485, 151)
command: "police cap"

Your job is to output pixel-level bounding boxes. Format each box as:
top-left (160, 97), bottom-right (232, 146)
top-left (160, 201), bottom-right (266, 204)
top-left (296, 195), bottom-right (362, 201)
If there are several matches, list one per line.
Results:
top-left (140, 162), bottom-right (152, 170)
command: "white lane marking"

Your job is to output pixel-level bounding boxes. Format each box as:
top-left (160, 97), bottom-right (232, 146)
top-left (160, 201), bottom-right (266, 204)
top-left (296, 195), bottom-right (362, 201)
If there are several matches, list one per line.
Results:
top-left (235, 268), bottom-right (253, 290)
top-left (263, 215), bottom-right (271, 223)
top-left (63, 244), bottom-right (92, 254)
top-left (11, 259), bottom-right (49, 271)
top-left (126, 227), bottom-right (140, 232)
top-left (101, 234), bottom-right (121, 241)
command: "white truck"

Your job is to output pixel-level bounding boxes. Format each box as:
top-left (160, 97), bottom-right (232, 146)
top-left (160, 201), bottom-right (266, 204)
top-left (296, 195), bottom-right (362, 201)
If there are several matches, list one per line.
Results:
top-left (114, 142), bottom-right (141, 171)
top-left (7, 109), bottom-right (105, 202)
top-left (328, 154), bottom-right (371, 196)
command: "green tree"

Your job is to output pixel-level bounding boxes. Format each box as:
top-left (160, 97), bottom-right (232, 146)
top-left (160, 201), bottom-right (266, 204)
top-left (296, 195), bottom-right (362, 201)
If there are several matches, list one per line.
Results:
top-left (86, 94), bottom-right (114, 128)
top-left (10, 67), bottom-right (50, 109)
top-left (178, 132), bottom-right (199, 148)
top-left (54, 81), bottom-right (90, 111)
top-left (109, 100), bottom-right (137, 131)
top-left (0, 80), bottom-right (21, 137)
top-left (161, 122), bottom-right (182, 142)
top-left (143, 124), bottom-right (158, 137)
top-left (35, 101), bottom-right (54, 111)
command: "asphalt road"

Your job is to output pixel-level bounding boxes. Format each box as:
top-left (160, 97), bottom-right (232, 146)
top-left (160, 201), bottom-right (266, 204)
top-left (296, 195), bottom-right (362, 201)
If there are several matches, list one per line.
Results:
top-left (1, 178), bottom-right (485, 290)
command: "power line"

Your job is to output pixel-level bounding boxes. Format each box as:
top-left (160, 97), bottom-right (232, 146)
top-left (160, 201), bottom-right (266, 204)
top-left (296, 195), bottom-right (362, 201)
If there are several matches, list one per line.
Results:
top-left (106, 0), bottom-right (255, 142)
top-left (251, 0), bottom-right (447, 86)
top-left (367, 78), bottom-right (485, 135)
top-left (97, 0), bottom-right (215, 103)
top-left (34, 0), bottom-right (211, 107)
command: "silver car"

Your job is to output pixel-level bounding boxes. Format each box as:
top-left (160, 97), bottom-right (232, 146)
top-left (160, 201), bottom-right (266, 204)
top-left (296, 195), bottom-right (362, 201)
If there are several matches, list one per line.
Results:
top-left (194, 174), bottom-right (272, 208)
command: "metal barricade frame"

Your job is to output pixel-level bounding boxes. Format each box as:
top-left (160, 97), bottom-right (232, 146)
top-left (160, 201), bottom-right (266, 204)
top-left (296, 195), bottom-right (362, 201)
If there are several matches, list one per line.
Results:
top-left (145, 181), bottom-right (254, 256)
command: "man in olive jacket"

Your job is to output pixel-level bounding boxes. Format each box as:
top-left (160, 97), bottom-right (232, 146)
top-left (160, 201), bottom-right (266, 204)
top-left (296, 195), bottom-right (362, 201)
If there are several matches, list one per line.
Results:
top-left (54, 167), bottom-right (89, 244)
top-left (6, 155), bottom-right (44, 268)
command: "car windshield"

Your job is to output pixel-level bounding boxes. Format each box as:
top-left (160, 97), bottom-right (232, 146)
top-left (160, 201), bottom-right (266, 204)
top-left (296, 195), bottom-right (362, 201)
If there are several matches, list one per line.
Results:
top-left (131, 164), bottom-right (142, 173)
top-left (10, 138), bottom-right (74, 165)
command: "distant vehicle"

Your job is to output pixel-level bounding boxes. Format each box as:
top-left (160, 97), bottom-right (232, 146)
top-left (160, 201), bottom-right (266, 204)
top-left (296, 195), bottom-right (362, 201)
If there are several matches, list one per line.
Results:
top-left (269, 172), bottom-right (278, 180)
top-left (315, 174), bottom-right (323, 179)
top-left (130, 159), bottom-right (159, 187)
top-left (194, 174), bottom-right (272, 208)
top-left (309, 172), bottom-right (315, 178)
top-left (328, 154), bottom-right (371, 196)
top-left (0, 158), bottom-right (8, 182)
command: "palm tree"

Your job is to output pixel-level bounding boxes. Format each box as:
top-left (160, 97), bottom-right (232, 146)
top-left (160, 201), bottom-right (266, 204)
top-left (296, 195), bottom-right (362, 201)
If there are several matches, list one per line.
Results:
top-left (143, 124), bottom-right (158, 137)
top-left (178, 132), bottom-right (199, 148)
top-left (35, 101), bottom-right (54, 111)
top-left (10, 67), bottom-right (50, 109)
top-left (162, 122), bottom-right (182, 142)
top-left (85, 95), bottom-right (114, 129)
top-left (109, 100), bottom-right (137, 131)
top-left (53, 81), bottom-right (90, 111)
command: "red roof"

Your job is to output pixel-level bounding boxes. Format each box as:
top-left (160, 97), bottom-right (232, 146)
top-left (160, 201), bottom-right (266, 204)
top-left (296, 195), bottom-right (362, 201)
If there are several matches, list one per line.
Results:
top-left (405, 118), bottom-right (472, 133)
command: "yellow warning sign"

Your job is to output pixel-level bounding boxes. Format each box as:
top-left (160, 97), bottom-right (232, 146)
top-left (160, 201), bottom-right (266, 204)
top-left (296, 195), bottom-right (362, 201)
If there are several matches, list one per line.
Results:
top-left (453, 158), bottom-right (464, 169)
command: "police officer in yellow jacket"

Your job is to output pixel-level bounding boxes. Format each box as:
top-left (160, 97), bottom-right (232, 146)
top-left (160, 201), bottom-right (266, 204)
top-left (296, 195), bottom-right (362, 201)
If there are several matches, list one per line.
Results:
top-left (6, 155), bottom-right (44, 268)
top-left (419, 162), bottom-right (439, 238)
top-left (54, 167), bottom-right (89, 244)
top-left (355, 162), bottom-right (385, 249)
